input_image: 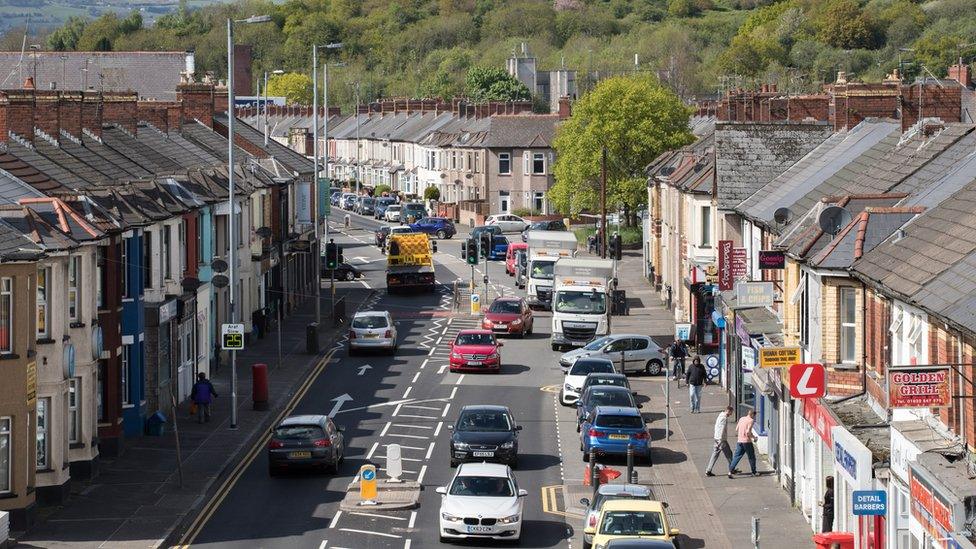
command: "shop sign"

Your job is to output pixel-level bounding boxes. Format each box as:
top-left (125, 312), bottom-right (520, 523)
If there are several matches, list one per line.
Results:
top-left (296, 182), bottom-right (312, 224)
top-left (159, 300), bottom-right (177, 324)
top-left (718, 240), bottom-right (733, 291)
top-left (735, 281), bottom-right (775, 308)
top-left (832, 425), bottom-right (873, 487)
top-left (852, 490), bottom-right (887, 516)
top-left (910, 464), bottom-right (960, 548)
top-left (758, 250), bottom-right (786, 269)
top-left (888, 365), bottom-right (951, 408)
top-left (759, 346), bottom-right (801, 368)
top-left (742, 346), bottom-right (756, 373)
top-left (731, 247), bottom-right (747, 278)
top-left (802, 398), bottom-right (837, 446)
top-left (674, 323), bottom-right (692, 341)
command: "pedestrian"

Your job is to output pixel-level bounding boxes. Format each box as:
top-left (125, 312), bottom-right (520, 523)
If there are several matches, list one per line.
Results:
top-left (822, 476), bottom-right (835, 533)
top-left (686, 356), bottom-right (707, 413)
top-left (668, 339), bottom-right (687, 381)
top-left (191, 372), bottom-right (218, 424)
top-left (728, 409), bottom-right (759, 478)
top-left (705, 406), bottom-right (736, 477)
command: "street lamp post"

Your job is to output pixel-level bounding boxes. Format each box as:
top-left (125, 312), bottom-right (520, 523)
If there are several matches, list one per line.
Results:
top-left (226, 13), bottom-right (271, 430)
top-left (312, 43), bottom-right (342, 328)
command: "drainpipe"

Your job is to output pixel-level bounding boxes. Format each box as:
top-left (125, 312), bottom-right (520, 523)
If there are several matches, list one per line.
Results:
top-left (834, 280), bottom-right (869, 404)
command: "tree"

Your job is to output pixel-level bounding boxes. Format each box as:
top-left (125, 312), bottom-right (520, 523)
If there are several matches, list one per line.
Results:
top-left (816, 0), bottom-right (880, 50)
top-left (47, 16), bottom-right (88, 51)
top-left (424, 186), bottom-right (441, 201)
top-left (465, 67), bottom-right (531, 102)
top-left (549, 75), bottom-right (693, 225)
top-left (267, 72), bottom-right (314, 105)
top-left (374, 184), bottom-right (392, 196)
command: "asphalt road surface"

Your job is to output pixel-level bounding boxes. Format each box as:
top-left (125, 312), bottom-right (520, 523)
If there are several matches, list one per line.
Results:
top-left (184, 210), bottom-right (614, 549)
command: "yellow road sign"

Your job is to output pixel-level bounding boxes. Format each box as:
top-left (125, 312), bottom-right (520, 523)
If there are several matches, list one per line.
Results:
top-left (359, 464), bottom-right (377, 502)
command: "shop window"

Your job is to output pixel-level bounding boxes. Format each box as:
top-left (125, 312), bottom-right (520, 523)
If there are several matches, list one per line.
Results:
top-left (0, 417), bottom-right (9, 493)
top-left (36, 397), bottom-right (49, 470)
top-left (840, 287), bottom-right (857, 364)
top-left (0, 277), bottom-right (11, 353)
top-left (68, 378), bottom-right (80, 444)
top-left (37, 266), bottom-right (50, 338)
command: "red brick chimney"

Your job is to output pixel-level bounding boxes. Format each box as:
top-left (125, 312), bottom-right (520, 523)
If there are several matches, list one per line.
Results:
top-left (81, 90), bottom-right (103, 139)
top-left (0, 90), bottom-right (35, 142)
top-left (558, 96), bottom-right (572, 119)
top-left (59, 91), bottom-right (83, 139)
top-left (177, 81), bottom-right (215, 127)
top-left (948, 64), bottom-right (972, 89)
top-left (33, 90), bottom-right (59, 141)
top-left (138, 100), bottom-right (171, 132)
top-left (102, 91), bottom-right (138, 135)
top-left (213, 83), bottom-right (229, 119)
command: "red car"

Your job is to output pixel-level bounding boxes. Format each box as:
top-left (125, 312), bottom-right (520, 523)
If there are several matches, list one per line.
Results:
top-left (505, 242), bottom-right (528, 275)
top-left (481, 297), bottom-right (534, 337)
top-left (449, 330), bottom-right (504, 373)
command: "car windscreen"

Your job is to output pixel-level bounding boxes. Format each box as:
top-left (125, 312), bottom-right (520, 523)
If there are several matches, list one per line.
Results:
top-left (493, 236), bottom-right (508, 246)
top-left (570, 360), bottom-right (615, 376)
top-left (529, 221), bottom-right (548, 230)
top-left (598, 510), bottom-right (665, 536)
top-left (455, 333), bottom-right (495, 346)
top-left (554, 290), bottom-right (607, 314)
top-left (362, 198), bottom-right (374, 205)
top-left (584, 336), bottom-right (613, 350)
top-left (273, 425), bottom-right (325, 439)
top-left (595, 414), bottom-right (644, 429)
top-left (456, 411), bottom-right (512, 432)
top-left (585, 377), bottom-right (628, 390)
top-left (387, 205), bottom-right (401, 211)
top-left (449, 475), bottom-right (514, 497)
top-left (489, 300), bottom-right (521, 313)
top-left (377, 198), bottom-right (396, 205)
top-left (588, 390), bottom-right (635, 407)
top-left (352, 315), bottom-right (389, 329)
top-left (529, 260), bottom-right (554, 280)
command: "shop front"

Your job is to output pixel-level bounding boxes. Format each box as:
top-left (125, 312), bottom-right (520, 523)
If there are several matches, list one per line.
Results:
top-left (796, 397), bottom-right (837, 533)
top-left (909, 453), bottom-right (976, 549)
top-left (832, 424), bottom-right (883, 548)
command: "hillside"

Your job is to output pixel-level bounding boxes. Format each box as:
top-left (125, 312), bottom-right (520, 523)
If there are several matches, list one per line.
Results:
top-left (7, 0), bottom-right (976, 108)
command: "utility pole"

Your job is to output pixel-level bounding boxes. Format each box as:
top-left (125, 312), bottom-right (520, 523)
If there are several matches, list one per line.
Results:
top-left (600, 146), bottom-right (608, 259)
top-left (312, 45), bottom-right (321, 328)
top-left (355, 83), bottom-right (362, 195)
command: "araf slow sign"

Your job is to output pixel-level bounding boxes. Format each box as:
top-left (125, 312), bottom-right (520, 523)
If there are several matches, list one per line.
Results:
top-left (790, 363), bottom-right (826, 399)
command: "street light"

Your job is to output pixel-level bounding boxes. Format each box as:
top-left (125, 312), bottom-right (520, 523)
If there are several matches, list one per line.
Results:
top-left (226, 13), bottom-right (272, 430)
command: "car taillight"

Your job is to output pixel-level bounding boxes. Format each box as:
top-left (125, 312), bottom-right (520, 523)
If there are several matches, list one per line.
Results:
top-left (348, 330), bottom-right (356, 339)
top-left (385, 330), bottom-right (392, 338)
top-left (588, 428), bottom-right (605, 438)
top-left (588, 514), bottom-right (597, 527)
top-left (313, 439), bottom-right (331, 447)
top-left (634, 431), bottom-right (650, 440)
top-left (268, 439), bottom-right (284, 449)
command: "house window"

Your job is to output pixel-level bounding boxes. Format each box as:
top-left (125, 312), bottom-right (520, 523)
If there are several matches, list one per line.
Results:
top-left (534, 192), bottom-right (545, 212)
top-left (498, 152), bottom-right (511, 175)
top-left (37, 266), bottom-right (50, 338)
top-left (195, 213), bottom-right (203, 266)
top-left (473, 152), bottom-right (480, 173)
top-left (68, 378), bottom-right (80, 444)
top-left (0, 277), bottom-right (11, 353)
top-left (523, 152), bottom-right (530, 174)
top-left (907, 313), bottom-right (924, 363)
top-left (96, 247), bottom-right (105, 308)
top-left (68, 255), bottom-right (81, 321)
top-left (700, 206), bottom-right (712, 247)
top-left (143, 231), bottom-right (152, 290)
top-left (450, 152), bottom-right (457, 170)
top-left (0, 417), bottom-right (10, 493)
top-left (121, 345), bottom-right (131, 406)
top-left (120, 239), bottom-right (129, 298)
top-left (532, 152), bottom-right (546, 175)
top-left (36, 397), bottom-right (49, 470)
top-left (179, 220), bottom-right (187, 278)
top-left (466, 152), bottom-right (472, 171)
top-left (163, 226), bottom-right (172, 280)
top-left (840, 287), bottom-right (857, 364)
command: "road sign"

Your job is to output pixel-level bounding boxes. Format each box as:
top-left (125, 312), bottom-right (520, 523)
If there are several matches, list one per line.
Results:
top-left (758, 346), bottom-right (801, 368)
top-left (790, 363), bottom-right (826, 399)
top-left (359, 464), bottom-right (377, 504)
top-left (674, 323), bottom-right (692, 341)
top-left (221, 323), bottom-right (245, 351)
top-left (470, 293), bottom-right (480, 315)
top-left (852, 490), bottom-right (887, 515)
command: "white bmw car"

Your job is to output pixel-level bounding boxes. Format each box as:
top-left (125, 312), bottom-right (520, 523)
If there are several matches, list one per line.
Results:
top-left (437, 462), bottom-right (527, 543)
top-left (560, 357), bottom-right (616, 406)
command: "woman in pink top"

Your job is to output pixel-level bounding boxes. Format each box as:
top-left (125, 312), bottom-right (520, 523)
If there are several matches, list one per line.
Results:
top-left (728, 410), bottom-right (759, 478)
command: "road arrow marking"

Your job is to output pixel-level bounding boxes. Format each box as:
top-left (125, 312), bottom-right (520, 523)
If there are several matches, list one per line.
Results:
top-left (353, 256), bottom-right (370, 263)
top-left (357, 364), bottom-right (372, 376)
top-left (329, 394), bottom-right (354, 417)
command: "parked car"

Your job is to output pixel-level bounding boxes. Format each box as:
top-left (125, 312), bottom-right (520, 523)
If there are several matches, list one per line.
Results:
top-left (449, 329), bottom-right (503, 373)
top-left (481, 297), bottom-right (533, 337)
top-left (373, 197), bottom-right (397, 219)
top-left (384, 204), bottom-right (402, 222)
top-left (485, 214), bottom-right (529, 233)
top-left (448, 405), bottom-right (522, 468)
top-left (436, 462), bottom-right (527, 543)
top-left (359, 197), bottom-right (376, 216)
top-left (268, 415), bottom-right (345, 476)
top-left (470, 225), bottom-right (503, 242)
top-left (410, 217), bottom-right (456, 239)
top-left (342, 194), bottom-right (358, 209)
top-left (580, 406), bottom-right (651, 464)
top-left (521, 219), bottom-right (567, 242)
top-left (487, 235), bottom-right (509, 260)
top-left (506, 242), bottom-right (528, 275)
top-left (514, 249), bottom-right (528, 288)
top-left (320, 261), bottom-right (362, 281)
top-left (576, 385), bottom-right (640, 428)
top-left (401, 202), bottom-right (427, 223)
top-left (348, 311), bottom-right (397, 355)
top-left (579, 484), bottom-right (654, 549)
top-left (559, 334), bottom-right (665, 376)
top-left (560, 357), bottom-right (616, 406)
top-left (375, 226), bottom-right (391, 248)
top-left (589, 500), bottom-right (679, 548)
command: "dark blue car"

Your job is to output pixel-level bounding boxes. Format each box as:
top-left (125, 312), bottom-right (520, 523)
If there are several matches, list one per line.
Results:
top-left (576, 383), bottom-right (638, 428)
top-left (409, 217), bottom-right (456, 239)
top-left (580, 406), bottom-right (651, 463)
top-left (488, 235), bottom-right (509, 260)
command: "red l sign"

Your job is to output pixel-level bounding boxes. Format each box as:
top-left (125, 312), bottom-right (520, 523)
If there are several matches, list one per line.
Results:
top-left (790, 363), bottom-right (826, 399)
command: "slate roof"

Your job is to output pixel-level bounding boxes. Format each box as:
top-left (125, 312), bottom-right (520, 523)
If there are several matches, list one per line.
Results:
top-left (776, 194), bottom-right (907, 260)
top-left (0, 145), bottom-right (70, 194)
top-left (472, 115), bottom-right (559, 148)
top-left (715, 121), bottom-right (833, 210)
top-left (0, 169), bottom-right (45, 204)
top-left (0, 204), bottom-right (78, 252)
top-left (808, 207), bottom-right (923, 269)
top-left (214, 114), bottom-right (314, 176)
top-left (649, 132), bottom-right (715, 195)
top-left (103, 124), bottom-right (184, 174)
top-left (0, 51), bottom-right (189, 100)
top-left (0, 218), bottom-right (44, 261)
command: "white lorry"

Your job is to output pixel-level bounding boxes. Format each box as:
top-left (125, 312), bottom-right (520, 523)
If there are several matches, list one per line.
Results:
top-left (550, 258), bottom-right (615, 351)
top-left (525, 231), bottom-right (578, 309)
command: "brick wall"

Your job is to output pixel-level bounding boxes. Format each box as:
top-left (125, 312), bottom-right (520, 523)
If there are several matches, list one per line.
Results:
top-left (138, 101), bottom-right (170, 132)
top-left (821, 278), bottom-right (864, 396)
top-left (59, 92), bottom-right (83, 138)
top-left (829, 82), bottom-right (901, 131)
top-left (233, 44), bottom-right (252, 97)
top-left (102, 92), bottom-right (138, 134)
top-left (177, 82), bottom-right (214, 127)
top-left (900, 84), bottom-right (962, 131)
top-left (82, 91), bottom-right (102, 138)
top-left (0, 90), bottom-right (35, 141)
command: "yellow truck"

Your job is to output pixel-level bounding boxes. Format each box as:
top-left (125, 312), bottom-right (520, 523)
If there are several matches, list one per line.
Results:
top-left (386, 232), bottom-right (437, 293)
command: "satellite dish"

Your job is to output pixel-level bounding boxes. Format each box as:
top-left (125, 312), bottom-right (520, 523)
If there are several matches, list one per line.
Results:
top-left (212, 274), bottom-right (230, 288)
top-left (773, 207), bottom-right (793, 225)
top-left (211, 258), bottom-right (229, 273)
top-left (660, 166), bottom-right (676, 176)
top-left (818, 205), bottom-right (853, 236)
top-left (255, 226), bottom-right (273, 239)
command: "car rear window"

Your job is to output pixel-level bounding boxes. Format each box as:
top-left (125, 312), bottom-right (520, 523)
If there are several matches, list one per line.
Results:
top-left (493, 236), bottom-right (508, 245)
top-left (353, 315), bottom-right (389, 329)
top-left (591, 391), bottom-right (635, 407)
top-left (570, 360), bottom-right (615, 376)
top-left (587, 376), bottom-right (628, 388)
top-left (274, 425), bottom-right (325, 439)
top-left (595, 414), bottom-right (644, 429)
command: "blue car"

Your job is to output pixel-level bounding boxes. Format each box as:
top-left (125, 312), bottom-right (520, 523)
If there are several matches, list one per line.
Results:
top-left (409, 217), bottom-right (456, 239)
top-left (488, 235), bottom-right (509, 260)
top-left (576, 384), bottom-right (638, 428)
top-left (580, 406), bottom-right (651, 464)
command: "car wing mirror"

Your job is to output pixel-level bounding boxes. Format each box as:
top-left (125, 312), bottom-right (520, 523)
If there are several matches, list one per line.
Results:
top-left (518, 489), bottom-right (528, 497)
top-left (435, 486), bottom-right (447, 495)
top-left (516, 425), bottom-right (523, 431)
top-left (670, 528), bottom-right (680, 536)
top-left (637, 403), bottom-right (643, 409)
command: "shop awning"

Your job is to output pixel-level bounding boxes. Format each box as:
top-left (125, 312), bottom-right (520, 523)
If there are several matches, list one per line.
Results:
top-left (737, 306), bottom-right (783, 338)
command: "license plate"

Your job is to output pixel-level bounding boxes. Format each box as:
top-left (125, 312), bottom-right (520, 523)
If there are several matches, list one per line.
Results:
top-left (288, 451), bottom-right (311, 459)
top-left (495, 323), bottom-right (507, 328)
top-left (608, 434), bottom-right (629, 440)
top-left (364, 333), bottom-right (378, 338)
top-left (467, 526), bottom-right (494, 533)
top-left (467, 361), bottom-right (482, 366)
top-left (472, 451), bottom-right (494, 457)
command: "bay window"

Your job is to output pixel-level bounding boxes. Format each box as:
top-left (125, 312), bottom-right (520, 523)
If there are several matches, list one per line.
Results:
top-left (37, 266), bottom-right (50, 338)
top-left (68, 255), bottom-right (81, 321)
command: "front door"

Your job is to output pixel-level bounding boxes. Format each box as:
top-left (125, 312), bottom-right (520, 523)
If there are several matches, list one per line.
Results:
top-left (499, 191), bottom-right (510, 214)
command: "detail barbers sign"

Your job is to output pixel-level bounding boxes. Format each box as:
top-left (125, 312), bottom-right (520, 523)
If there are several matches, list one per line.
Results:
top-left (888, 365), bottom-right (951, 408)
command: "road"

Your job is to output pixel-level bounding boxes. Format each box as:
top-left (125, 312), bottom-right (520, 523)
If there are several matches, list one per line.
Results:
top-left (182, 211), bottom-right (653, 549)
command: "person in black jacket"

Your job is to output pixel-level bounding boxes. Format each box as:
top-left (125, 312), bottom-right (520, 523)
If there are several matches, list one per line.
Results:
top-left (822, 476), bottom-right (835, 533)
top-left (686, 357), bottom-right (707, 413)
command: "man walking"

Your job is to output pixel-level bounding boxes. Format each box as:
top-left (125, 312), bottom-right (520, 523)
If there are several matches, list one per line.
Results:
top-left (685, 356), bottom-right (707, 413)
top-left (191, 372), bottom-right (218, 424)
top-left (728, 409), bottom-right (759, 478)
top-left (705, 406), bottom-right (736, 477)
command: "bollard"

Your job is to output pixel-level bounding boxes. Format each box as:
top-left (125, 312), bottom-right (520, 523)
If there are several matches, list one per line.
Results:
top-left (626, 444), bottom-right (635, 484)
top-left (344, 214), bottom-right (350, 227)
top-left (590, 449), bottom-right (600, 496)
top-left (251, 363), bottom-right (269, 411)
top-left (386, 443), bottom-right (403, 483)
top-left (306, 322), bottom-right (319, 354)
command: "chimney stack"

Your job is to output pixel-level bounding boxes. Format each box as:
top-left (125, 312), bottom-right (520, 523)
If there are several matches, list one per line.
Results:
top-left (33, 90), bottom-right (60, 141)
top-left (558, 96), bottom-right (572, 119)
top-left (948, 63), bottom-right (973, 89)
top-left (177, 81), bottom-right (215, 127)
top-left (82, 90), bottom-right (103, 139)
top-left (0, 90), bottom-right (35, 143)
top-left (60, 91), bottom-right (83, 139)
top-left (102, 91), bottom-right (138, 135)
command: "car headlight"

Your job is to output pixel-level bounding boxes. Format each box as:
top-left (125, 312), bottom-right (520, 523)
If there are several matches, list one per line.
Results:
top-left (498, 513), bottom-right (521, 524)
top-left (500, 441), bottom-right (515, 449)
top-left (511, 318), bottom-right (522, 325)
top-left (488, 353), bottom-right (500, 360)
top-left (441, 512), bottom-right (463, 522)
top-left (453, 441), bottom-right (469, 450)
top-left (451, 352), bottom-right (462, 359)
top-left (564, 383), bottom-right (575, 392)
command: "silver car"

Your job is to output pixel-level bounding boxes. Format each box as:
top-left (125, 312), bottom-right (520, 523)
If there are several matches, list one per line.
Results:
top-left (559, 334), bottom-right (665, 376)
top-left (485, 214), bottom-right (529, 233)
top-left (384, 205), bottom-right (402, 222)
top-left (349, 311), bottom-right (397, 355)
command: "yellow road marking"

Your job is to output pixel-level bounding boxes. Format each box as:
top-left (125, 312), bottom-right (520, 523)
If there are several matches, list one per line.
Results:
top-left (540, 384), bottom-right (561, 393)
top-left (174, 347), bottom-right (338, 548)
top-left (541, 485), bottom-right (585, 518)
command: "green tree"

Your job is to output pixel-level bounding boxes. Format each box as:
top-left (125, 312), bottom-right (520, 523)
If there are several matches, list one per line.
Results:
top-left (816, 0), bottom-right (879, 49)
top-left (549, 75), bottom-right (693, 224)
top-left (465, 66), bottom-right (531, 101)
top-left (374, 184), bottom-right (392, 196)
top-left (75, 11), bottom-right (142, 51)
top-left (47, 16), bottom-right (87, 51)
top-left (913, 35), bottom-right (976, 77)
top-left (424, 186), bottom-right (441, 201)
top-left (267, 72), bottom-right (313, 105)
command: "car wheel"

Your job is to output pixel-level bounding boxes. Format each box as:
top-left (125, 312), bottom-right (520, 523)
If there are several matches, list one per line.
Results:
top-left (269, 465), bottom-right (279, 477)
top-left (551, 343), bottom-right (560, 352)
top-left (646, 359), bottom-right (664, 376)
top-left (345, 271), bottom-right (355, 281)
top-left (450, 459), bottom-right (458, 468)
top-left (440, 534), bottom-right (451, 544)
top-left (436, 230), bottom-right (447, 239)
top-left (527, 322), bottom-right (533, 335)
top-left (583, 541), bottom-right (593, 549)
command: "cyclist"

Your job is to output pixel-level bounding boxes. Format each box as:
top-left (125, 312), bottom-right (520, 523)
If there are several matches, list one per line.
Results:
top-left (667, 339), bottom-right (689, 382)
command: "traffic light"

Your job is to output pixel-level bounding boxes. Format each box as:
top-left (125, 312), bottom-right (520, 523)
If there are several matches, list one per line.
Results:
top-left (460, 240), bottom-right (467, 260)
top-left (326, 242), bottom-right (341, 269)
top-left (610, 233), bottom-right (622, 260)
top-left (465, 238), bottom-right (479, 265)
top-left (480, 232), bottom-right (492, 258)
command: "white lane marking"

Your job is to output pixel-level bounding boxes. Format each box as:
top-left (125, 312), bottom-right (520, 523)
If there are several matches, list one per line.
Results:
top-left (386, 432), bottom-right (429, 440)
top-left (387, 444), bottom-right (426, 451)
top-left (402, 386), bottom-right (412, 399)
top-left (349, 511), bottom-right (407, 521)
top-left (437, 364), bottom-right (448, 374)
top-left (425, 441), bottom-right (435, 460)
top-left (449, 387), bottom-right (458, 399)
top-left (394, 414), bottom-right (440, 420)
top-left (378, 467), bottom-right (418, 474)
top-left (379, 422), bottom-right (391, 437)
top-left (403, 404), bottom-right (441, 411)
top-left (404, 540), bottom-right (412, 549)
top-left (328, 511), bottom-right (343, 529)
top-left (359, 280), bottom-right (370, 288)
top-left (338, 528), bottom-right (401, 539)
top-left (331, 398), bottom-right (416, 416)
top-left (441, 402), bottom-right (451, 417)
top-left (392, 423), bottom-right (433, 430)
top-left (435, 337), bottom-right (443, 345)
top-left (408, 511), bottom-right (417, 529)
top-left (373, 455), bottom-right (424, 462)
top-left (392, 402), bottom-right (404, 416)
top-left (455, 374), bottom-right (465, 385)
top-left (411, 372), bottom-right (420, 383)
top-left (318, 542), bottom-right (328, 549)
top-left (366, 441), bottom-right (379, 460)
top-left (434, 421), bottom-right (443, 437)
top-left (428, 347), bottom-right (436, 356)
top-left (419, 358), bottom-right (429, 370)
top-left (418, 465), bottom-right (428, 483)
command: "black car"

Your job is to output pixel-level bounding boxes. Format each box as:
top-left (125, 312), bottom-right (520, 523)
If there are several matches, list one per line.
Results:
top-left (268, 414), bottom-right (345, 476)
top-left (521, 219), bottom-right (568, 242)
top-left (321, 261), bottom-right (362, 281)
top-left (449, 405), bottom-right (522, 468)
top-left (359, 197), bottom-right (376, 215)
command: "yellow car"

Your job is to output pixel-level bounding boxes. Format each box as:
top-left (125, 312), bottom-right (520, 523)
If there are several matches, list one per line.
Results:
top-left (591, 499), bottom-right (681, 549)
